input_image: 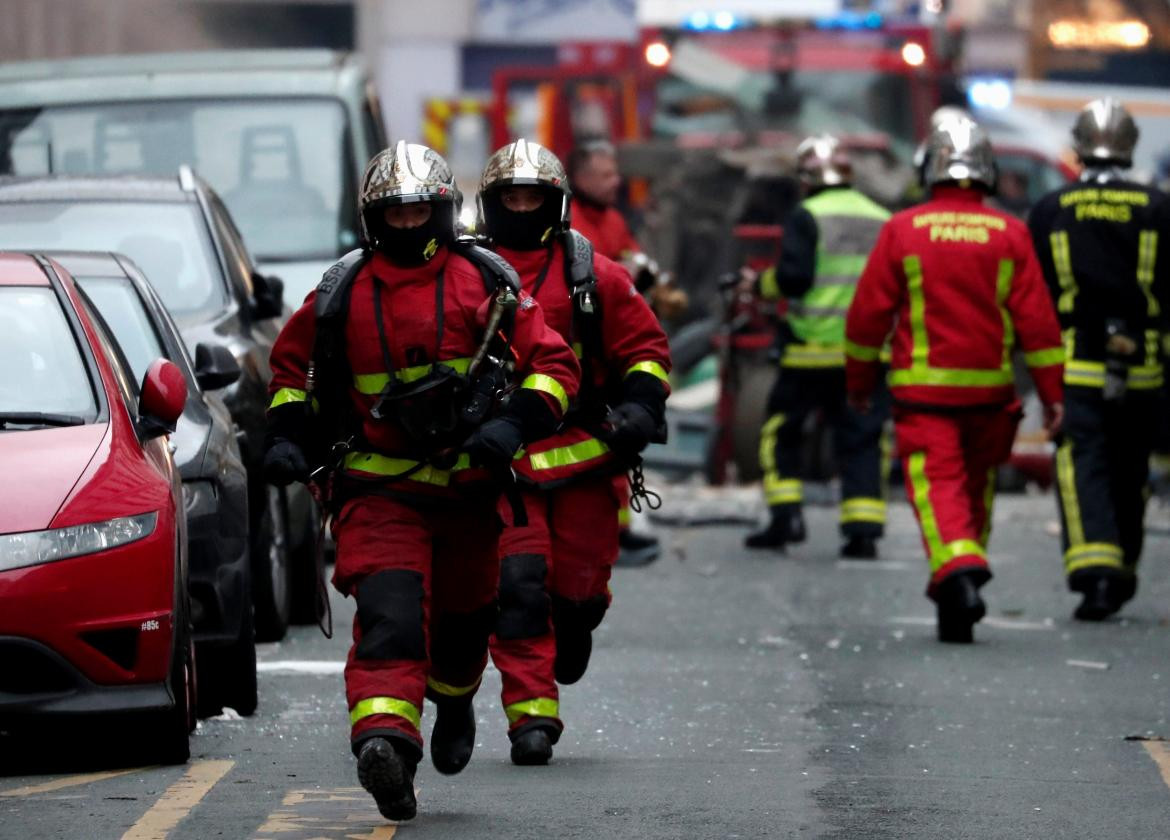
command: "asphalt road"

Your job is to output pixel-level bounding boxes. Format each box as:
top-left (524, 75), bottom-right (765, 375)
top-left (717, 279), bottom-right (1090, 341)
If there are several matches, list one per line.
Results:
top-left (3, 487), bottom-right (1169, 839)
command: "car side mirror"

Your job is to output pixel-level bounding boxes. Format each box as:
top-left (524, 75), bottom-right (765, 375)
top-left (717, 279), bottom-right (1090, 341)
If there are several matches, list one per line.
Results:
top-left (138, 358), bottom-right (188, 440)
top-left (194, 343), bottom-right (242, 391)
top-left (251, 272), bottom-right (284, 320)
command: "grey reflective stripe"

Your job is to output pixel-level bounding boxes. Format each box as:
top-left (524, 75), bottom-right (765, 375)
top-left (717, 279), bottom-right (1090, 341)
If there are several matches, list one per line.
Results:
top-left (788, 303), bottom-right (850, 318)
top-left (812, 274), bottom-right (863, 287)
top-left (814, 215), bottom-right (888, 261)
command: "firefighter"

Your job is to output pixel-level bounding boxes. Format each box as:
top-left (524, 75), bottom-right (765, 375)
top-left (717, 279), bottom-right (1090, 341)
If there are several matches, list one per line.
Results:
top-left (846, 117), bottom-right (1065, 643)
top-left (568, 137), bottom-right (681, 565)
top-left (477, 139), bottom-right (672, 764)
top-left (1028, 99), bottom-right (1170, 620)
top-left (744, 135), bottom-right (892, 558)
top-left (262, 142), bottom-right (579, 821)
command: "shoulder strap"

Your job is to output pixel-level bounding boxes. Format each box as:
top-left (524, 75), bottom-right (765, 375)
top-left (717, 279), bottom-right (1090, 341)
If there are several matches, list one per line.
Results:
top-left (564, 228), bottom-right (595, 290)
top-left (563, 229), bottom-right (607, 406)
top-left (453, 239), bottom-right (522, 296)
top-left (315, 248), bottom-right (368, 323)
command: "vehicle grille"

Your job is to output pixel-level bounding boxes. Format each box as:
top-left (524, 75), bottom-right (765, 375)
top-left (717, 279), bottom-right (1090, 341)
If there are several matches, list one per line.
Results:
top-left (0, 641), bottom-right (75, 694)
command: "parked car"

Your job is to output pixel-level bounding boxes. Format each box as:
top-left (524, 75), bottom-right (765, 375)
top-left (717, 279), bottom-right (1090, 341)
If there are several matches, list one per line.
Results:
top-left (51, 251), bottom-right (256, 717)
top-left (0, 48), bottom-right (388, 304)
top-left (0, 171), bottom-right (318, 641)
top-left (0, 252), bottom-right (192, 763)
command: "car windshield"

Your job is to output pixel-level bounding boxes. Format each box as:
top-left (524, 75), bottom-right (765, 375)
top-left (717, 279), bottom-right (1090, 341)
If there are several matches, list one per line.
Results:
top-left (0, 98), bottom-right (357, 261)
top-left (0, 201), bottom-right (224, 317)
top-left (76, 275), bottom-right (167, 385)
top-left (0, 286), bottom-right (98, 420)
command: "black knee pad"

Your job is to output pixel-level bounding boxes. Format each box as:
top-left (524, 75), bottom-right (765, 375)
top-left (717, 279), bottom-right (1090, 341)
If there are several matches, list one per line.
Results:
top-left (496, 553), bottom-right (551, 641)
top-left (355, 570), bottom-right (426, 661)
top-left (431, 601), bottom-right (498, 672)
top-left (551, 592), bottom-right (608, 634)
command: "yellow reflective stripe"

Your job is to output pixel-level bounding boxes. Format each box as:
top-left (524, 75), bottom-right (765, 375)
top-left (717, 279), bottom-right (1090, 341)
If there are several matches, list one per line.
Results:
top-left (759, 413), bottom-right (783, 483)
top-left (521, 373), bottom-right (569, 413)
top-left (1064, 542), bottom-right (1125, 574)
top-left (944, 539), bottom-right (987, 562)
top-left (980, 467), bottom-right (996, 547)
top-left (997, 258), bottom-right (1015, 370)
top-left (527, 437), bottom-right (610, 471)
top-left (764, 477), bottom-right (802, 505)
top-left (1050, 231), bottom-right (1077, 314)
top-left (889, 366), bottom-right (1013, 388)
top-left (840, 497), bottom-right (886, 524)
top-left (1064, 360), bottom-right (1164, 389)
top-left (350, 697), bottom-right (422, 729)
top-left (626, 361), bottom-right (669, 383)
top-left (504, 698), bottom-right (560, 725)
top-left (617, 505), bottom-right (631, 526)
top-left (904, 255), bottom-right (929, 370)
top-left (908, 452), bottom-right (945, 569)
top-left (342, 451), bottom-right (471, 486)
top-left (1024, 347), bottom-right (1064, 368)
top-left (759, 266), bottom-right (780, 300)
top-left (270, 387), bottom-right (307, 409)
top-left (1137, 231), bottom-right (1160, 318)
top-left (845, 340), bottom-right (881, 362)
top-left (1056, 441), bottom-right (1084, 546)
top-left (426, 676), bottom-right (479, 698)
top-left (353, 358), bottom-right (473, 394)
top-left (781, 343), bottom-right (845, 368)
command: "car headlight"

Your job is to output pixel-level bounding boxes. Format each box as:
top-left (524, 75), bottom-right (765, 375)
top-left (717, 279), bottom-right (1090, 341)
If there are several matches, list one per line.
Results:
top-left (0, 512), bottom-right (158, 573)
top-left (182, 480), bottom-right (218, 520)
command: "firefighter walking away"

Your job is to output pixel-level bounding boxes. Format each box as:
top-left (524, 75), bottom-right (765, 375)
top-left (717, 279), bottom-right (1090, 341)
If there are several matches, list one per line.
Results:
top-left (1028, 99), bottom-right (1170, 621)
top-left (846, 117), bottom-right (1065, 643)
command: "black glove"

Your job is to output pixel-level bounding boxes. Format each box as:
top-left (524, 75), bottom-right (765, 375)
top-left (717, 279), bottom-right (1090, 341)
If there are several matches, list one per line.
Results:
top-left (461, 416), bottom-right (524, 472)
top-left (601, 402), bottom-right (659, 457)
top-left (264, 439), bottom-right (309, 486)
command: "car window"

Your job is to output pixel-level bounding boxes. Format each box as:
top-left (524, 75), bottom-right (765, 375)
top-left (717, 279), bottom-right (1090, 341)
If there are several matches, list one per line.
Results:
top-left (0, 286), bottom-right (98, 419)
top-left (0, 200), bottom-right (225, 318)
top-left (78, 296), bottom-right (140, 419)
top-left (75, 275), bottom-right (168, 386)
top-left (207, 193), bottom-right (255, 300)
top-left (0, 98), bottom-right (357, 261)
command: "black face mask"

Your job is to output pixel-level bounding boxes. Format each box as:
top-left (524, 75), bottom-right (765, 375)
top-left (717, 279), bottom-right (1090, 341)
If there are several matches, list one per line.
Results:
top-left (482, 190), bottom-right (563, 251)
top-left (367, 203), bottom-right (454, 266)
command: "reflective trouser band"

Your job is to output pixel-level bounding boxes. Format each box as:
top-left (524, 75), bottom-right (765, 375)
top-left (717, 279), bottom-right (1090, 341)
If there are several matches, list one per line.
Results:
top-left (269, 387), bottom-right (318, 411)
top-left (1064, 360), bottom-right (1164, 390)
top-left (527, 437), bottom-right (610, 471)
top-left (840, 497), bottom-right (886, 524)
top-left (908, 452), bottom-right (987, 572)
top-left (981, 467), bottom-right (996, 546)
top-left (353, 358), bottom-right (473, 394)
top-left (759, 414), bottom-right (783, 483)
top-left (781, 343), bottom-right (845, 368)
top-left (845, 340), bottom-right (882, 363)
top-left (759, 266), bottom-right (780, 300)
top-left (342, 451), bottom-right (471, 486)
top-left (765, 477), bottom-right (802, 505)
top-left (350, 697), bottom-right (422, 730)
top-left (505, 697), bottom-right (560, 725)
top-left (1064, 542), bottom-right (1125, 574)
top-left (1055, 441), bottom-right (1084, 545)
top-left (427, 676), bottom-right (479, 698)
top-left (1023, 347), bottom-right (1064, 368)
top-left (626, 360), bottom-right (669, 383)
top-left (521, 373), bottom-right (570, 413)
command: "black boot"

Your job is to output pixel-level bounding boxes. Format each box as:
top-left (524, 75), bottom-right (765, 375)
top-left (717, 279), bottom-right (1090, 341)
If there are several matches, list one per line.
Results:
top-left (934, 571), bottom-right (987, 644)
top-left (1073, 576), bottom-right (1125, 621)
top-left (745, 508), bottom-right (806, 549)
top-left (510, 726), bottom-right (555, 766)
top-left (617, 530), bottom-right (661, 567)
top-left (429, 697), bottom-right (476, 775)
top-left (840, 535), bottom-right (878, 559)
top-left (357, 736), bottom-right (417, 822)
top-left (554, 623), bottom-right (592, 685)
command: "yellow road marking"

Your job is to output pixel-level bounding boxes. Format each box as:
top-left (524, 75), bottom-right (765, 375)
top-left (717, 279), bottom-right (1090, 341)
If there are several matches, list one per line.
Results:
top-left (254, 788), bottom-right (396, 838)
top-left (0, 767), bottom-right (145, 797)
top-left (1143, 741), bottom-right (1170, 792)
top-left (121, 759), bottom-right (234, 840)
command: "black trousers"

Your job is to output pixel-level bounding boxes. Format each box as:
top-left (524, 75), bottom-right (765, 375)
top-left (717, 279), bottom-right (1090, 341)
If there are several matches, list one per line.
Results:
top-left (1054, 385), bottom-right (1159, 589)
top-left (758, 366), bottom-right (891, 538)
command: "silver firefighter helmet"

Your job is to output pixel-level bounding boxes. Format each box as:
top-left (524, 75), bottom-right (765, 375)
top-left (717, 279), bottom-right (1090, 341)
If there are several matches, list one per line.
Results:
top-left (914, 106), bottom-right (974, 172)
top-left (922, 116), bottom-right (997, 191)
top-left (359, 141), bottom-right (460, 247)
top-left (795, 133), bottom-right (852, 189)
top-left (1071, 98), bottom-right (1138, 168)
top-left (477, 139), bottom-right (572, 231)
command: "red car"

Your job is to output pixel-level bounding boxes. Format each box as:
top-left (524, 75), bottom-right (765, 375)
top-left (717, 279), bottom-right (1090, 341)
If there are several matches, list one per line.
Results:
top-left (0, 253), bottom-right (192, 763)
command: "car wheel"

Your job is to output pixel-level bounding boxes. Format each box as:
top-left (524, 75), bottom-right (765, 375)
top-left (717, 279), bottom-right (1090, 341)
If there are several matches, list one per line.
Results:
top-left (252, 485), bottom-right (292, 642)
top-left (147, 614), bottom-right (193, 764)
top-left (730, 361), bottom-right (775, 483)
top-left (196, 601), bottom-right (259, 718)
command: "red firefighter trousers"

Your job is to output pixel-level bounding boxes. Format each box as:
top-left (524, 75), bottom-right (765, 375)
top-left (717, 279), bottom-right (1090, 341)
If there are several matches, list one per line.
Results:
top-left (894, 403), bottom-right (1020, 598)
top-left (489, 473), bottom-right (620, 738)
top-left (333, 492), bottom-right (500, 755)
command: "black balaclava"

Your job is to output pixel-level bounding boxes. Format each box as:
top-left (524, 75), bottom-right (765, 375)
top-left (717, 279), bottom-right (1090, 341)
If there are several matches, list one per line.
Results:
top-left (367, 202), bottom-right (454, 266)
top-left (482, 187), bottom-right (564, 251)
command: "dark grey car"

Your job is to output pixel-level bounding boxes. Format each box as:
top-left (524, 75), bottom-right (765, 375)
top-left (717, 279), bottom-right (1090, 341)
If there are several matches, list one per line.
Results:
top-left (0, 172), bottom-right (318, 642)
top-left (54, 251), bottom-right (256, 717)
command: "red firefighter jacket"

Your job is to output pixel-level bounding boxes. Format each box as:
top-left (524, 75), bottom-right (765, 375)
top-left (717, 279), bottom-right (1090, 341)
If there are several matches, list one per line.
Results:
top-left (571, 201), bottom-right (640, 261)
top-left (495, 239), bottom-right (671, 486)
top-left (267, 248), bottom-right (580, 498)
top-left (845, 187), bottom-right (1064, 409)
